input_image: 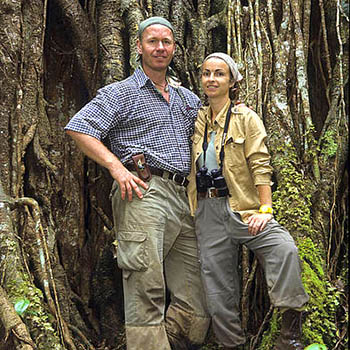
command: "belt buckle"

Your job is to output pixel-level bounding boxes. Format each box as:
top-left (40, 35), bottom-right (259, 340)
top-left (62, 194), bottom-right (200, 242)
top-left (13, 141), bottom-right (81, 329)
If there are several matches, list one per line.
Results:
top-left (208, 188), bottom-right (217, 198)
top-left (172, 173), bottom-right (186, 186)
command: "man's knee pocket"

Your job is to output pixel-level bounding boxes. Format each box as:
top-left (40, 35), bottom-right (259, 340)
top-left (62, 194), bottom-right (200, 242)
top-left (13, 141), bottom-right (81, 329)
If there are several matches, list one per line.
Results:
top-left (116, 230), bottom-right (149, 271)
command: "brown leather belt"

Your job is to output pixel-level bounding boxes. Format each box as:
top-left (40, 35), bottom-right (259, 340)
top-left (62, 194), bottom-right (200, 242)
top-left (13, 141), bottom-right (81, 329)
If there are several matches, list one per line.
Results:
top-left (125, 163), bottom-right (189, 187)
top-left (198, 188), bottom-right (225, 199)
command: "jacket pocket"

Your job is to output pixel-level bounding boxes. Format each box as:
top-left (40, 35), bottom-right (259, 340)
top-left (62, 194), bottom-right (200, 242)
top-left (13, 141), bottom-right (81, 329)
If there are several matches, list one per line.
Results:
top-left (116, 231), bottom-right (149, 271)
top-left (226, 137), bottom-right (246, 168)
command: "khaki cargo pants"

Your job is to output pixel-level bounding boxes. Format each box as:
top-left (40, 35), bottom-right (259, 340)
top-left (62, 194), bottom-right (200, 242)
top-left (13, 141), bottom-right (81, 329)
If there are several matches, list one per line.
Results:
top-left (111, 174), bottom-right (210, 350)
top-left (195, 197), bottom-right (309, 348)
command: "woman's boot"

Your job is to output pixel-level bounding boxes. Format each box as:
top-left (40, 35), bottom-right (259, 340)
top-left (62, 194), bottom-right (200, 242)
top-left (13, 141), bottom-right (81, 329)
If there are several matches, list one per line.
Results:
top-left (274, 309), bottom-right (305, 350)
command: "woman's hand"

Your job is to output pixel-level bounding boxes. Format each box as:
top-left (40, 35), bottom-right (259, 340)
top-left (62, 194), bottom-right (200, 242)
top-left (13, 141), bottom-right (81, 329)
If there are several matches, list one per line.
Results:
top-left (247, 213), bottom-right (273, 236)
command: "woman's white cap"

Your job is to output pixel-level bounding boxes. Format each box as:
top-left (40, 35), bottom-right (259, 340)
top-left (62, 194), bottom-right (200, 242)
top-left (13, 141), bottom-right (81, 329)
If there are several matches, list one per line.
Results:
top-left (204, 52), bottom-right (243, 82)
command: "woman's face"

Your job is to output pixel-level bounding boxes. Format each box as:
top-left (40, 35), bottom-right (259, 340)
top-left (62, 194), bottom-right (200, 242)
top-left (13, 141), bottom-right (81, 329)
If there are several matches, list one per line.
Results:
top-left (201, 58), bottom-right (234, 100)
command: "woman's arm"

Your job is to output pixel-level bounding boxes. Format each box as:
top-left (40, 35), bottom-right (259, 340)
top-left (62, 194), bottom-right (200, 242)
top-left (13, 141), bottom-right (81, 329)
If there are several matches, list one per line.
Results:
top-left (247, 184), bottom-right (273, 235)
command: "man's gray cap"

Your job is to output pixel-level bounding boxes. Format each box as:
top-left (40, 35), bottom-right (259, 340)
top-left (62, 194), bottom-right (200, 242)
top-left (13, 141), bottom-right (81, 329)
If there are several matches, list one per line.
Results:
top-left (138, 16), bottom-right (174, 39)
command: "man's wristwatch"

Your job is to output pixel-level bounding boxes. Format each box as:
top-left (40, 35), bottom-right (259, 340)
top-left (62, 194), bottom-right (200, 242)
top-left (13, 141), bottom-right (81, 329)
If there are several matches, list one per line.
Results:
top-left (259, 204), bottom-right (274, 214)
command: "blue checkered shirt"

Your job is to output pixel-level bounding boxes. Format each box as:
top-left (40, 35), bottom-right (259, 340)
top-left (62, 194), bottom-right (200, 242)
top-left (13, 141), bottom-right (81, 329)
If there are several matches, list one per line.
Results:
top-left (65, 68), bottom-right (200, 175)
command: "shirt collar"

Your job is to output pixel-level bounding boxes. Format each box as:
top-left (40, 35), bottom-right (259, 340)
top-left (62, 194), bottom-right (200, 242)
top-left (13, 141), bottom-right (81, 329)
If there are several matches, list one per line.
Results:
top-left (134, 67), bottom-right (150, 88)
top-left (207, 99), bottom-right (231, 128)
top-left (133, 66), bottom-right (181, 90)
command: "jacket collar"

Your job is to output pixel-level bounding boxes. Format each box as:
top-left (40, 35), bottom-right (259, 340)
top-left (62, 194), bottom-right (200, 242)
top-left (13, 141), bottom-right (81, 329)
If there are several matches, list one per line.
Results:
top-left (207, 99), bottom-right (231, 128)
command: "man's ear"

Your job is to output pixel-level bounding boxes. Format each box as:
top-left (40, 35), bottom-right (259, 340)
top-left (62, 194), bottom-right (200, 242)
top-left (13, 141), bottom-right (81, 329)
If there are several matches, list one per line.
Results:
top-left (136, 39), bottom-right (142, 55)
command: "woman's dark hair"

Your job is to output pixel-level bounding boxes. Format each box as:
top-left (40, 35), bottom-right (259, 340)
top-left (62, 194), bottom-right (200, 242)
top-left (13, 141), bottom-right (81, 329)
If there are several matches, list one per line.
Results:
top-left (229, 81), bottom-right (240, 102)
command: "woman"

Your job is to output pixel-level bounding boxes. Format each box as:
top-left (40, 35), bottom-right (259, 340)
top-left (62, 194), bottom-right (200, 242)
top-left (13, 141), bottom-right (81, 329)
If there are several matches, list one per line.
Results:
top-left (187, 53), bottom-right (309, 350)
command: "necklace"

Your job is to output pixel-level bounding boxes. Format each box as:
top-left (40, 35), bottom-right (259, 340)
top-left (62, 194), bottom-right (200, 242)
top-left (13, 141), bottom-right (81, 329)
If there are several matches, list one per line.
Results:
top-left (153, 80), bottom-right (169, 92)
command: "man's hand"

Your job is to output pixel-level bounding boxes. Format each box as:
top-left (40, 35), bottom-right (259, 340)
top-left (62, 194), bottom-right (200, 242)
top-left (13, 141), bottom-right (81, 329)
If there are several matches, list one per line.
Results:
top-left (247, 213), bottom-right (273, 236)
top-left (109, 165), bottom-right (148, 201)
top-left (65, 131), bottom-right (148, 201)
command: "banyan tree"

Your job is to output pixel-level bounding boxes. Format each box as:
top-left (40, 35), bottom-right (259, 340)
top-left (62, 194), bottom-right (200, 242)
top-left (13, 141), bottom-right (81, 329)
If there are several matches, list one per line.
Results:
top-left (0, 0), bottom-right (348, 349)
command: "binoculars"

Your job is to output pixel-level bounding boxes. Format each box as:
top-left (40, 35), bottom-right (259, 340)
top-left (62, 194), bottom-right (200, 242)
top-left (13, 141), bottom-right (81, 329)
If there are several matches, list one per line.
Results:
top-left (196, 167), bottom-right (229, 196)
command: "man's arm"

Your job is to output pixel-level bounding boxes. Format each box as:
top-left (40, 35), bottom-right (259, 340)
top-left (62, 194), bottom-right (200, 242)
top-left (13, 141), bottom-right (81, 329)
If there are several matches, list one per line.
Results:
top-left (66, 130), bottom-right (148, 201)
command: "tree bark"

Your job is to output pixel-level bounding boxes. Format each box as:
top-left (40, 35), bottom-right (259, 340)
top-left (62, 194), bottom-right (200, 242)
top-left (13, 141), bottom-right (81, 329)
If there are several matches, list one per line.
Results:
top-left (0, 0), bottom-right (348, 349)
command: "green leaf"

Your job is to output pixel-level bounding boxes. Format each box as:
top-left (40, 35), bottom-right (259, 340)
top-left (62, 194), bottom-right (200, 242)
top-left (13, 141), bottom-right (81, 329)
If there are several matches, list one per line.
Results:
top-left (305, 344), bottom-right (328, 350)
top-left (14, 299), bottom-right (30, 315)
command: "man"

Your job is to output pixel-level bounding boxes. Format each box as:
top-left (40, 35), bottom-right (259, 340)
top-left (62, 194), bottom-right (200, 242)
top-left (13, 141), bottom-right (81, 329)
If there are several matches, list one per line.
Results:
top-left (65, 16), bottom-right (209, 350)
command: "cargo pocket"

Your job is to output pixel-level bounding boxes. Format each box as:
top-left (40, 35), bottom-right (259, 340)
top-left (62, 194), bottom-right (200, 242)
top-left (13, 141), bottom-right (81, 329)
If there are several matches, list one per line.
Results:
top-left (116, 231), bottom-right (149, 272)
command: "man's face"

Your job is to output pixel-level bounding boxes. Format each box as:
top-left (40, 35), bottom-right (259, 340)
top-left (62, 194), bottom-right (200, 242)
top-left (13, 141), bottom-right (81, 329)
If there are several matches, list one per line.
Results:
top-left (137, 24), bottom-right (175, 73)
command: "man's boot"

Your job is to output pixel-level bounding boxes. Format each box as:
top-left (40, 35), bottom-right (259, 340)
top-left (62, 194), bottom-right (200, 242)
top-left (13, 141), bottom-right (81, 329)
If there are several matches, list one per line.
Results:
top-left (168, 330), bottom-right (202, 350)
top-left (274, 309), bottom-right (305, 350)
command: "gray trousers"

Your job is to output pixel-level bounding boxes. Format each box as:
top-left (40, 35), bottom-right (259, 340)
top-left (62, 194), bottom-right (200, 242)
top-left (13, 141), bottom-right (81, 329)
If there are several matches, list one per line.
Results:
top-left (195, 197), bottom-right (309, 348)
top-left (111, 174), bottom-right (210, 350)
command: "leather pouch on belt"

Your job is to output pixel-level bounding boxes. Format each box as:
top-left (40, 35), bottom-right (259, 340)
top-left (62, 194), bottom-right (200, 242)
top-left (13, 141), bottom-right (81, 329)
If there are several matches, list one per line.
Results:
top-left (132, 153), bottom-right (152, 182)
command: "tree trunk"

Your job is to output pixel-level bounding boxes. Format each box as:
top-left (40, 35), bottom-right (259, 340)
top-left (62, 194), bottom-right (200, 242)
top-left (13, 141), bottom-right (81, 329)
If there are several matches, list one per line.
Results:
top-left (0, 0), bottom-right (348, 349)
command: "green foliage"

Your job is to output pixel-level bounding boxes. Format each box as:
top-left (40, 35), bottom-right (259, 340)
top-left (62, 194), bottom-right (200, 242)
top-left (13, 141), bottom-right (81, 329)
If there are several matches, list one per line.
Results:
top-left (7, 279), bottom-right (63, 350)
top-left (14, 298), bottom-right (30, 315)
top-left (272, 147), bottom-right (314, 239)
top-left (305, 344), bottom-right (328, 350)
top-left (320, 130), bottom-right (338, 159)
top-left (297, 237), bottom-right (341, 347)
top-left (259, 311), bottom-right (279, 350)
